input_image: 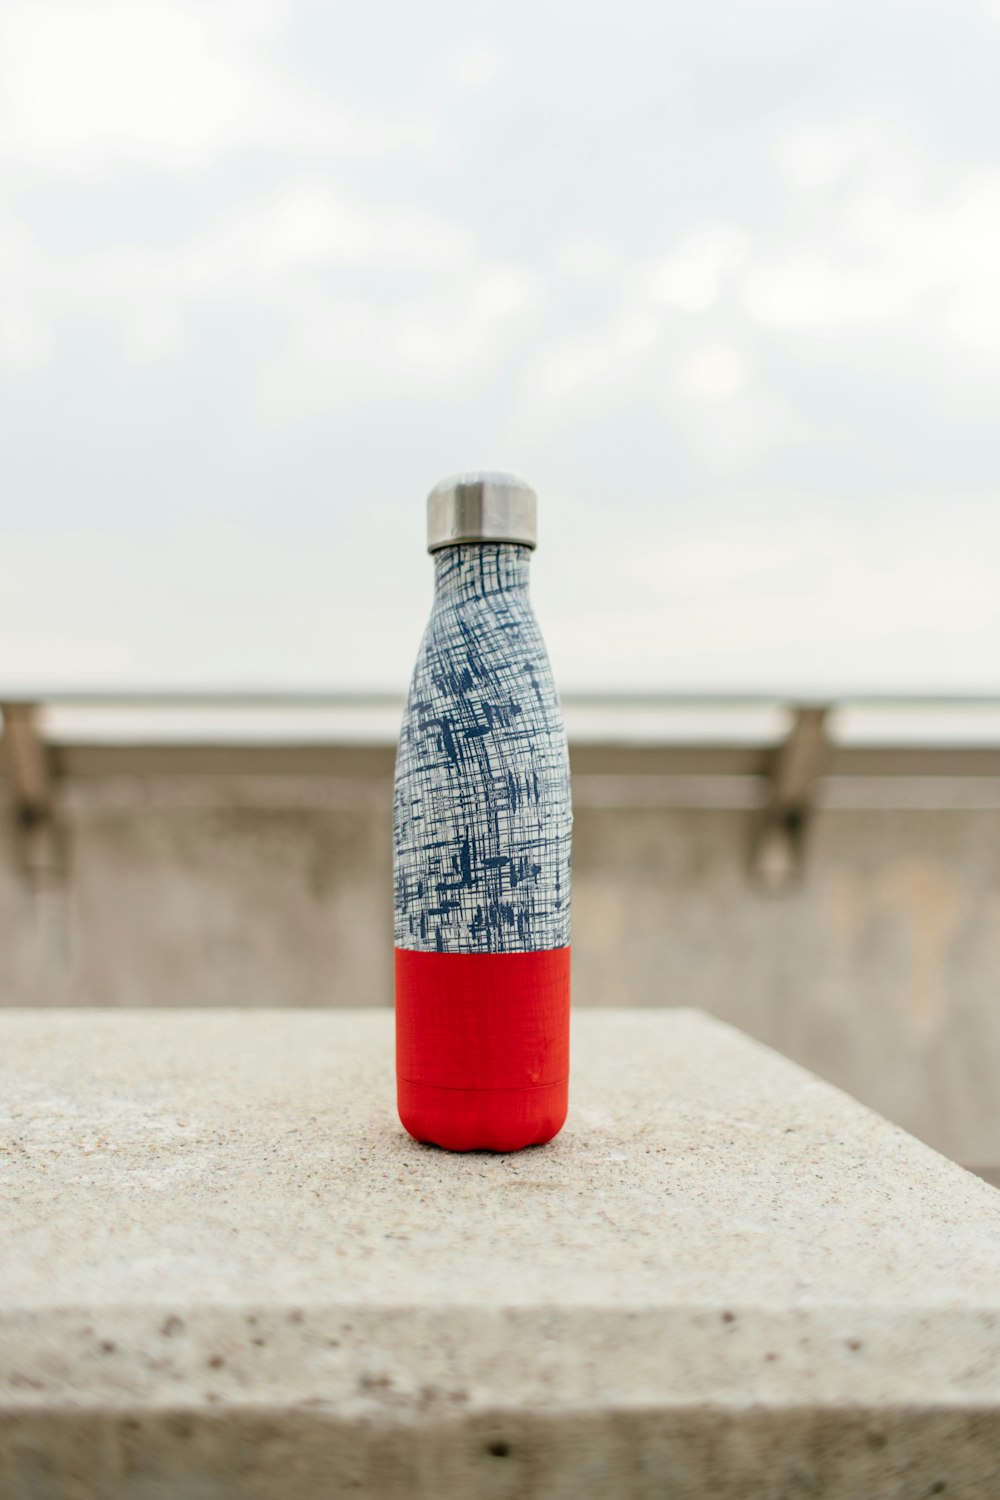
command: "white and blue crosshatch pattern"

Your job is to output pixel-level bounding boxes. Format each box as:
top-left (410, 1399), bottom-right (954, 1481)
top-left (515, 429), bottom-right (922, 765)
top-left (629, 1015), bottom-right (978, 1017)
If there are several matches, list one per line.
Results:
top-left (393, 543), bottom-right (572, 955)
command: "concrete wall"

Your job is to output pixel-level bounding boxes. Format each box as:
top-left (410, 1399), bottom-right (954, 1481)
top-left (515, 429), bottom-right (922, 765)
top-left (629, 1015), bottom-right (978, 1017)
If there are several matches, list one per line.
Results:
top-left (2, 744), bottom-right (999, 1167)
top-left (573, 801), bottom-right (1000, 1169)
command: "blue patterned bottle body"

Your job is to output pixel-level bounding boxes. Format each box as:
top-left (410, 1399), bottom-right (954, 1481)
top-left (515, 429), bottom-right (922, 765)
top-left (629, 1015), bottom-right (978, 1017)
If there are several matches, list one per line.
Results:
top-left (393, 541), bottom-right (572, 1150)
top-left (394, 543), bottom-right (572, 954)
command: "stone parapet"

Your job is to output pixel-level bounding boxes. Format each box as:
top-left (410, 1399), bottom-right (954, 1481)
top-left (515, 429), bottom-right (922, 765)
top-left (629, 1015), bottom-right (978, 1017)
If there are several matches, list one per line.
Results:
top-left (1, 1009), bottom-right (998, 1498)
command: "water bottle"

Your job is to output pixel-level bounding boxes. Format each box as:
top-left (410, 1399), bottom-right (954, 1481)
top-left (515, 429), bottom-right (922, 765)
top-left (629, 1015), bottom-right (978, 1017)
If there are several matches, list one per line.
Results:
top-left (393, 472), bottom-right (572, 1151)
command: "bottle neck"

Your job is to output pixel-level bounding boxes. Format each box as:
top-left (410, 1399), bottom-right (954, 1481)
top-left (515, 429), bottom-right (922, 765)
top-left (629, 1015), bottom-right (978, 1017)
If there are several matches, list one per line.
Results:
top-left (432, 543), bottom-right (532, 604)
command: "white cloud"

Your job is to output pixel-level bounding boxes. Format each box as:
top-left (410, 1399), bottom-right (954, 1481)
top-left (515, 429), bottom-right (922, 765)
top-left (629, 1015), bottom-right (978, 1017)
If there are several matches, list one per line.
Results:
top-left (668, 385), bottom-right (802, 478)
top-left (0, 304), bottom-right (50, 373)
top-left (117, 301), bottom-right (185, 365)
top-left (545, 496), bottom-right (1000, 692)
top-left (773, 116), bottom-right (923, 194)
top-left (393, 267), bottom-right (540, 372)
top-left (0, 215), bottom-right (51, 371)
top-left (451, 43), bottom-right (502, 91)
top-left (260, 264), bottom-right (543, 417)
top-left (743, 253), bottom-right (914, 327)
top-left (0, 521), bottom-right (425, 689)
top-left (526, 311), bottom-right (660, 404)
top-left (649, 226), bottom-right (749, 313)
top-left (0, 0), bottom-right (437, 176)
top-left (747, 117), bottom-right (1000, 359)
top-left (0, 183), bottom-right (491, 394)
top-left (744, 167), bottom-right (1000, 354)
top-left (255, 187), bottom-right (477, 274)
top-left (551, 239), bottom-right (622, 284)
top-left (662, 344), bottom-right (801, 476)
top-left (521, 241), bottom-right (797, 473)
top-left (856, 175), bottom-right (1000, 355)
top-left (674, 344), bottom-right (749, 401)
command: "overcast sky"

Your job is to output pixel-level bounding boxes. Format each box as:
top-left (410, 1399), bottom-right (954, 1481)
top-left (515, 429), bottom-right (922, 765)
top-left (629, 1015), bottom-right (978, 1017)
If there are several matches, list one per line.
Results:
top-left (2, 0), bottom-right (1000, 694)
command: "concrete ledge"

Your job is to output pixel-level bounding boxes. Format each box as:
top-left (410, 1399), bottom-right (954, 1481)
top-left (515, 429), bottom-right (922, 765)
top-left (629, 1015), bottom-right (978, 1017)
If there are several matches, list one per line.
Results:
top-left (1, 1009), bottom-right (999, 1499)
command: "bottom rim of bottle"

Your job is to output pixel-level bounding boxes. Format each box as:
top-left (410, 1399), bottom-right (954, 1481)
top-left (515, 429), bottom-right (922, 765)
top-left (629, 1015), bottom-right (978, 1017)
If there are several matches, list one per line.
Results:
top-left (397, 1075), bottom-right (568, 1153)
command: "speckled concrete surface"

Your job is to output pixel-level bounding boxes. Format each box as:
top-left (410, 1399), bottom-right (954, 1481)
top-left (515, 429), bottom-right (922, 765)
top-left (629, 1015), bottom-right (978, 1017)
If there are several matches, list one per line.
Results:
top-left (1, 1008), bottom-right (999, 1499)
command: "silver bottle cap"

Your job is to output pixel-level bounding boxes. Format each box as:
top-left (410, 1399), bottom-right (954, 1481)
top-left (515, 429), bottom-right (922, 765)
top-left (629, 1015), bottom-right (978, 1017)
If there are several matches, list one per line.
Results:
top-left (426, 471), bottom-right (537, 553)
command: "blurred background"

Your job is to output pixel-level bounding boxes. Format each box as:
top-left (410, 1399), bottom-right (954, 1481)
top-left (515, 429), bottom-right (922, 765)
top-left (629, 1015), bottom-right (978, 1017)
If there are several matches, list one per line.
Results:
top-left (2, 0), bottom-right (1000, 1173)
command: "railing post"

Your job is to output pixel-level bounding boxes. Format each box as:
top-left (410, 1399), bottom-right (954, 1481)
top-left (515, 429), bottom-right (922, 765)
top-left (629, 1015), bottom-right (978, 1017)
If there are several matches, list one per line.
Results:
top-left (0, 701), bottom-right (64, 890)
top-left (751, 704), bottom-right (831, 892)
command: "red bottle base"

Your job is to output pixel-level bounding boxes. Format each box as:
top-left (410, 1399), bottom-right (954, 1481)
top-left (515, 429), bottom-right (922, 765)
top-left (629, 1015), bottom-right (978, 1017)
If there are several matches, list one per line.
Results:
top-left (398, 1077), bottom-right (567, 1153)
top-left (394, 946), bottom-right (570, 1153)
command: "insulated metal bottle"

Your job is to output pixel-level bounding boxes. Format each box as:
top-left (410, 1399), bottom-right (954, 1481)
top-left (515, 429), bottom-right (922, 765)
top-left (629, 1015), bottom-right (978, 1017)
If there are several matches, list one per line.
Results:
top-left (393, 471), bottom-right (572, 1151)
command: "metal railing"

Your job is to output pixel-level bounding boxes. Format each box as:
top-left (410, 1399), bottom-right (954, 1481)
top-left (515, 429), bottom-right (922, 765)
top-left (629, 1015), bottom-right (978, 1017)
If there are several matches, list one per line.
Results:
top-left (4, 691), bottom-right (1000, 892)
